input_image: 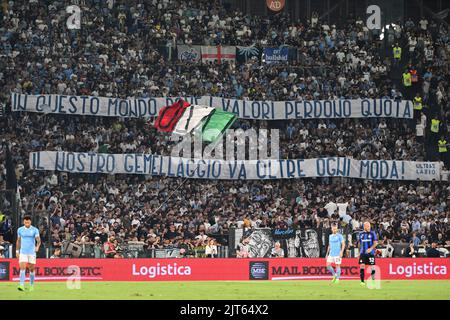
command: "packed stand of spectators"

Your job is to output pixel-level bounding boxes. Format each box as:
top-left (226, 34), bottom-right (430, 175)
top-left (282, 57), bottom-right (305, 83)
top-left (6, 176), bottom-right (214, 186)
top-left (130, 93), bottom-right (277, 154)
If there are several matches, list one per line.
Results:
top-left (0, 0), bottom-right (449, 257)
top-left (1, 164), bottom-right (449, 257)
top-left (1, 1), bottom-right (448, 104)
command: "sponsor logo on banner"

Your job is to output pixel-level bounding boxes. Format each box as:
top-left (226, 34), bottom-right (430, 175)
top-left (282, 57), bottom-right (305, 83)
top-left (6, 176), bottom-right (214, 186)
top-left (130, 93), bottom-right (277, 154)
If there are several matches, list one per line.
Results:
top-left (249, 261), bottom-right (269, 280)
top-left (388, 262), bottom-right (448, 278)
top-left (11, 265), bottom-right (102, 280)
top-left (0, 262), bottom-right (10, 281)
top-left (271, 266), bottom-right (359, 277)
top-left (2, 258), bottom-right (449, 282)
top-left (131, 262), bottom-right (192, 279)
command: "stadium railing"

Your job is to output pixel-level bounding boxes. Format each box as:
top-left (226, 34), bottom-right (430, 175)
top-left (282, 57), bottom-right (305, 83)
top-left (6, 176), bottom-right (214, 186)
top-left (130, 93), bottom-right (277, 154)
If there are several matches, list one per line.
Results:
top-left (54, 241), bottom-right (229, 259)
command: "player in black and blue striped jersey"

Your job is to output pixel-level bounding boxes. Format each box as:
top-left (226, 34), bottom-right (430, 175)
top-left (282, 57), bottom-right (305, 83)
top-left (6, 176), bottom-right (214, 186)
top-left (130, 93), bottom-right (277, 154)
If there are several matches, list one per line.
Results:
top-left (357, 221), bottom-right (378, 286)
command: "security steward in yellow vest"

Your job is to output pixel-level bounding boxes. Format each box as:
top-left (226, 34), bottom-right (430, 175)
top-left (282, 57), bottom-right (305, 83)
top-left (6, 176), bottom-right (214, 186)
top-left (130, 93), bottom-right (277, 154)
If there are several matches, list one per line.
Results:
top-left (402, 71), bottom-right (412, 99)
top-left (403, 71), bottom-right (412, 87)
top-left (393, 45), bottom-right (402, 60)
top-left (438, 136), bottom-right (448, 165)
top-left (413, 95), bottom-right (422, 110)
top-left (438, 138), bottom-right (447, 152)
top-left (413, 94), bottom-right (423, 118)
top-left (430, 118), bottom-right (440, 134)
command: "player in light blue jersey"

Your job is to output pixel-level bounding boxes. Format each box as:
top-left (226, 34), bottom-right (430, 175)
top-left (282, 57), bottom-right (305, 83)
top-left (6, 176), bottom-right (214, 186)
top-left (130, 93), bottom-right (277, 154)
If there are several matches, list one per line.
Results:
top-left (16, 215), bottom-right (40, 291)
top-left (325, 223), bottom-right (345, 284)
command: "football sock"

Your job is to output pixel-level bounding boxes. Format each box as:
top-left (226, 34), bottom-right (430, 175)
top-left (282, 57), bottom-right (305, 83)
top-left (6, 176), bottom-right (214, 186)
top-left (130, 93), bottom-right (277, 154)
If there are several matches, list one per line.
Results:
top-left (30, 272), bottom-right (35, 286)
top-left (371, 267), bottom-right (376, 280)
top-left (327, 266), bottom-right (336, 276)
top-left (336, 267), bottom-right (341, 279)
top-left (19, 270), bottom-right (26, 286)
top-left (360, 268), bottom-right (365, 282)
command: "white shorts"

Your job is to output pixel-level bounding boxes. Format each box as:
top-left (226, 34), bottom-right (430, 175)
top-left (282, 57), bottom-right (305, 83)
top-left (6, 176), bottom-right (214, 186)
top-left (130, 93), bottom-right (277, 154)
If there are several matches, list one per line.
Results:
top-left (19, 254), bottom-right (36, 264)
top-left (326, 256), bottom-right (342, 265)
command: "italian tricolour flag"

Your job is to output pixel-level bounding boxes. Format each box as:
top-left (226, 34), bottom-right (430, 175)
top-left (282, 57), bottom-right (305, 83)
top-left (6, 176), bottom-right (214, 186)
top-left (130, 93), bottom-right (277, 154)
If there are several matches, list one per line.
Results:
top-left (154, 100), bottom-right (236, 143)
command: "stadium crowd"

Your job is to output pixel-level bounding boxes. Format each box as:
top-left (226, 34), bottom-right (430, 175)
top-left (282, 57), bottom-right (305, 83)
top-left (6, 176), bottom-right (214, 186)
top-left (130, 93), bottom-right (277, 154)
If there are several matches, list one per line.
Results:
top-left (0, 0), bottom-right (449, 258)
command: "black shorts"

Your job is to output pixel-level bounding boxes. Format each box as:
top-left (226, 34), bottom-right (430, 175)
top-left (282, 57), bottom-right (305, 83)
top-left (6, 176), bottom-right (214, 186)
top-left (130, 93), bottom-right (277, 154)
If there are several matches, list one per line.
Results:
top-left (358, 254), bottom-right (376, 265)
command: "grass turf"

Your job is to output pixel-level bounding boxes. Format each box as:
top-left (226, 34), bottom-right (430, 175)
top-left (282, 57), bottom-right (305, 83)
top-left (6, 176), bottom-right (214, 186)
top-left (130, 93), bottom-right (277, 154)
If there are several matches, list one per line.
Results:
top-left (0, 280), bottom-right (449, 300)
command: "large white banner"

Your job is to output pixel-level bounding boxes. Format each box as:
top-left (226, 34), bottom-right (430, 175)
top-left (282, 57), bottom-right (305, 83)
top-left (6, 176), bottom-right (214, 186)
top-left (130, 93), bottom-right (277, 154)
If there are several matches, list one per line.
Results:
top-left (29, 151), bottom-right (441, 181)
top-left (11, 93), bottom-right (413, 120)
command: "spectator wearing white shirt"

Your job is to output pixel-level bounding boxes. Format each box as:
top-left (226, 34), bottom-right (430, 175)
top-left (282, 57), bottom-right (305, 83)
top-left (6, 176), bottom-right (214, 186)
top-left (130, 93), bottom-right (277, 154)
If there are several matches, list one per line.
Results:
top-left (416, 119), bottom-right (425, 143)
top-left (46, 172), bottom-right (58, 186)
top-left (131, 216), bottom-right (141, 228)
top-left (271, 242), bottom-right (285, 258)
top-left (205, 239), bottom-right (218, 258)
top-left (419, 18), bottom-right (428, 30)
top-left (337, 199), bottom-right (349, 219)
top-left (324, 199), bottom-right (337, 217)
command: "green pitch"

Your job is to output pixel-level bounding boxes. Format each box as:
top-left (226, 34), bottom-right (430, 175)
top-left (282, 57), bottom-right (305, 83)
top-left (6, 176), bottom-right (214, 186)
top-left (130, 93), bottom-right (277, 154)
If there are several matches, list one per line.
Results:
top-left (1, 280), bottom-right (449, 300)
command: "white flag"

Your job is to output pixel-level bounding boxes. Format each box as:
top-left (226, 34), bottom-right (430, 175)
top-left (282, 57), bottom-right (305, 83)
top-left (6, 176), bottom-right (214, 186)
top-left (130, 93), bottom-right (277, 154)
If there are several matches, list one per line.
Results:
top-left (201, 46), bottom-right (236, 64)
